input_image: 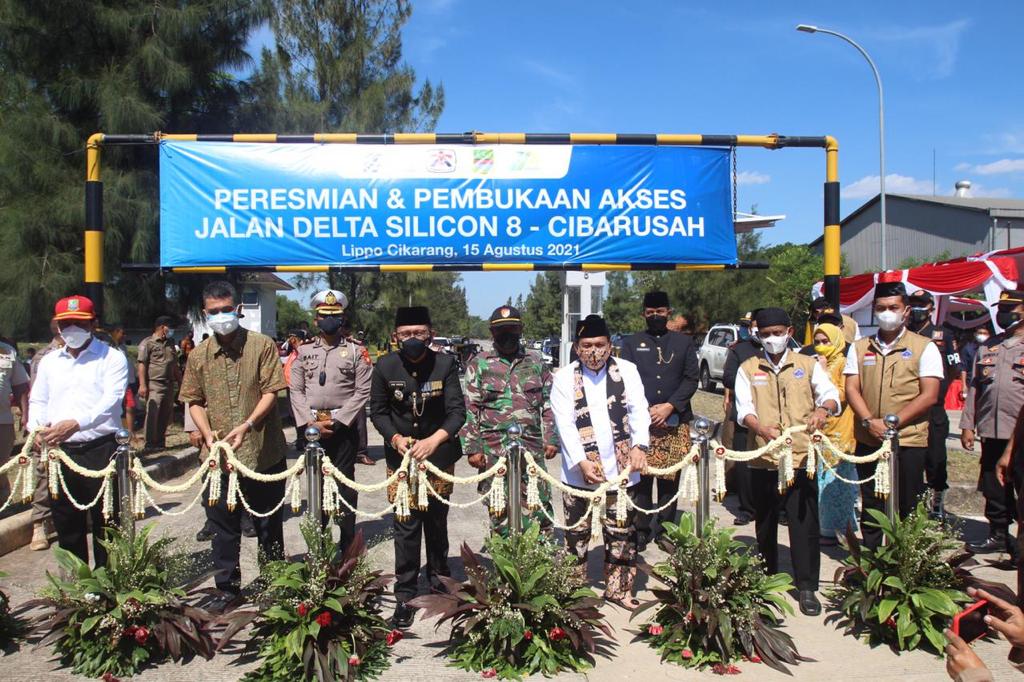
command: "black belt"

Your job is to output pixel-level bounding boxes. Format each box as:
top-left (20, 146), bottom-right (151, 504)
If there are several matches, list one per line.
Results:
top-left (61, 433), bottom-right (117, 452)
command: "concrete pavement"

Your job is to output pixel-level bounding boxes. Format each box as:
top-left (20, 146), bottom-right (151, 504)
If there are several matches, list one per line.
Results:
top-left (0, 422), bottom-right (1020, 681)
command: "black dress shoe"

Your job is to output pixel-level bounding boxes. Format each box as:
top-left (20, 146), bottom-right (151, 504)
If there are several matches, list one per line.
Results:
top-left (733, 512), bottom-right (753, 526)
top-left (967, 534), bottom-right (1009, 554)
top-left (241, 514), bottom-right (257, 538)
top-left (391, 602), bottom-right (416, 629)
top-left (798, 590), bottom-right (821, 616)
top-left (195, 522), bottom-right (215, 542)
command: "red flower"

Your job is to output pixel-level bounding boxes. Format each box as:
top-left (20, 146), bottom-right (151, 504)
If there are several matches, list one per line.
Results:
top-left (122, 625), bottom-right (137, 638)
top-left (297, 603), bottom-right (309, 617)
top-left (316, 611), bottom-right (332, 627)
top-left (133, 626), bottom-right (150, 646)
top-left (885, 617), bottom-right (896, 629)
top-left (102, 673), bottom-right (121, 682)
top-left (727, 664), bottom-right (741, 675)
top-left (713, 663), bottom-right (727, 675)
top-left (386, 629), bottom-right (404, 646)
top-left (686, 612), bottom-right (695, 622)
top-left (682, 649), bottom-right (693, 659)
top-left (749, 655), bottom-right (761, 663)
top-left (523, 630), bottom-right (533, 640)
top-left (348, 655), bottom-right (360, 666)
top-left (648, 624), bottom-right (664, 636)
top-left (549, 626), bottom-right (566, 641)
top-left (482, 669), bottom-right (497, 679)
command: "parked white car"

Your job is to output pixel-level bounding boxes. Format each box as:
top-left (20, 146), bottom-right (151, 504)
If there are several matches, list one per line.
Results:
top-left (697, 324), bottom-right (741, 391)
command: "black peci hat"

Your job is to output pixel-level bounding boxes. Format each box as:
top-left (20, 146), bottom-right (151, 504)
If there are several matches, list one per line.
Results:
top-left (395, 306), bottom-right (431, 327)
top-left (575, 314), bottom-right (610, 340)
top-left (642, 291), bottom-right (670, 308)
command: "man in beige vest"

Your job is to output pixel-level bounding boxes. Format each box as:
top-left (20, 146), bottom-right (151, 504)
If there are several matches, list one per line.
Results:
top-left (844, 281), bottom-right (943, 549)
top-left (735, 307), bottom-right (838, 616)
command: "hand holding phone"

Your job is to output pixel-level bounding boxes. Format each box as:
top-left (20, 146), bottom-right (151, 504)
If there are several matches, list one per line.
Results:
top-left (952, 599), bottom-right (990, 643)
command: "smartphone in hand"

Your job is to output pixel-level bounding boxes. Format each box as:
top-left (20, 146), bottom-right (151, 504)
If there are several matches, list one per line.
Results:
top-left (952, 599), bottom-right (990, 643)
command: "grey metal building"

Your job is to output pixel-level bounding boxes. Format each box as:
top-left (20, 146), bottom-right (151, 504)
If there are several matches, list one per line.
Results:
top-left (810, 188), bottom-right (1024, 274)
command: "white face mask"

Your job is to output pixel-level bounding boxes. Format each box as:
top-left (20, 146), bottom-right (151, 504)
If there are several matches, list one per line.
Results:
top-left (761, 334), bottom-right (789, 355)
top-left (975, 333), bottom-right (990, 344)
top-left (60, 324), bottom-right (92, 349)
top-left (208, 311), bottom-right (239, 336)
top-left (876, 310), bottom-right (905, 332)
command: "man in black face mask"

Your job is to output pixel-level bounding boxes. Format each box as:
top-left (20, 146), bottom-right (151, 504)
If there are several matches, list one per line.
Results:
top-left (463, 306), bottom-right (559, 535)
top-left (620, 291), bottom-right (699, 550)
top-left (289, 290), bottom-right (371, 551)
top-left (369, 306), bottom-right (465, 629)
top-left (906, 289), bottom-right (962, 519)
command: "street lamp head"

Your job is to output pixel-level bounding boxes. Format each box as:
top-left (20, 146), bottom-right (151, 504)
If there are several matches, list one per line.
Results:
top-left (796, 24), bottom-right (818, 33)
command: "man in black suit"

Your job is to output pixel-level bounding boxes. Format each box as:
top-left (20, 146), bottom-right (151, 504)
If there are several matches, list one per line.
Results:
top-left (370, 306), bottom-right (466, 629)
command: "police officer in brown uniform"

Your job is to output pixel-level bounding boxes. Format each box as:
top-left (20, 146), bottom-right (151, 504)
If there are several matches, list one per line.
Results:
top-left (289, 290), bottom-right (372, 551)
top-left (844, 281), bottom-right (944, 549)
top-left (960, 290), bottom-right (1024, 556)
top-left (138, 315), bottom-right (182, 449)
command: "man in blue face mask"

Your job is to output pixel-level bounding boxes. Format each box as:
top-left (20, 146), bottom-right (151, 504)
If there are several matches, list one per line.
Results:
top-left (369, 305), bottom-right (466, 629)
top-left (288, 289), bottom-right (371, 551)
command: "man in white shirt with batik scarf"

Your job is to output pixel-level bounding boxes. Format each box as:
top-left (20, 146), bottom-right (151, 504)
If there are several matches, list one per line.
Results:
top-left (551, 314), bottom-right (650, 609)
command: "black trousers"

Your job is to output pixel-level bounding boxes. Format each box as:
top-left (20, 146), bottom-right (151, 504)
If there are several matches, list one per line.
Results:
top-left (205, 458), bottom-right (286, 594)
top-left (856, 443), bottom-right (926, 550)
top-left (925, 407), bottom-right (949, 492)
top-left (52, 436), bottom-right (119, 568)
top-left (320, 423), bottom-right (359, 551)
top-left (355, 408), bottom-right (368, 459)
top-left (634, 473), bottom-right (680, 545)
top-left (731, 426), bottom-right (756, 516)
top-left (750, 467), bottom-right (820, 591)
top-left (979, 438), bottom-right (1017, 535)
top-left (393, 496), bottom-right (450, 603)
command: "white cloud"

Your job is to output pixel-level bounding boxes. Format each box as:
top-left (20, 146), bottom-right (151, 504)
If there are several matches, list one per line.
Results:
top-left (968, 183), bottom-right (1013, 198)
top-left (736, 170), bottom-right (770, 185)
top-left (842, 173), bottom-right (933, 199)
top-left (871, 19), bottom-right (970, 79)
top-left (959, 159), bottom-right (1024, 176)
top-left (520, 59), bottom-right (575, 88)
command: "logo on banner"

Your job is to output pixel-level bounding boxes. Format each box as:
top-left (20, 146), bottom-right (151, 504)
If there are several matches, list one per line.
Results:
top-left (361, 153), bottom-right (382, 174)
top-left (473, 149), bottom-right (494, 175)
top-left (427, 149), bottom-right (456, 173)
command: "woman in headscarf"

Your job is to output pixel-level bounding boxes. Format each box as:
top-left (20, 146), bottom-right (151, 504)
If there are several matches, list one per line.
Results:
top-left (813, 322), bottom-right (858, 543)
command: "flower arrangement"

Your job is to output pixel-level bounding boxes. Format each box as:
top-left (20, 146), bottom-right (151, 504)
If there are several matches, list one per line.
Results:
top-left (828, 503), bottom-right (976, 654)
top-left (410, 524), bottom-right (613, 680)
top-left (216, 518), bottom-right (397, 681)
top-left (633, 513), bottom-right (806, 674)
top-left (23, 524), bottom-right (218, 678)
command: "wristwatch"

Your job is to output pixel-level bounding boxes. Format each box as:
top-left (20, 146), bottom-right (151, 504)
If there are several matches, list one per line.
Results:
top-left (860, 418), bottom-right (872, 429)
top-left (635, 444), bottom-right (650, 453)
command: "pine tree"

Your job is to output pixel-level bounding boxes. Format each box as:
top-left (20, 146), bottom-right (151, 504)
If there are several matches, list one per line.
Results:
top-left (602, 271), bottom-right (642, 335)
top-left (522, 272), bottom-right (563, 339)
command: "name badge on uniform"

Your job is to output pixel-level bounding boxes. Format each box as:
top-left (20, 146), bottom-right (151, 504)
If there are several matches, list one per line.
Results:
top-left (901, 349), bottom-right (913, 360)
top-left (751, 371), bottom-right (768, 386)
top-left (389, 381), bottom-right (406, 401)
top-left (339, 349), bottom-right (349, 359)
top-left (863, 352), bottom-right (877, 366)
top-left (793, 368), bottom-right (805, 379)
top-left (0, 357), bottom-right (12, 370)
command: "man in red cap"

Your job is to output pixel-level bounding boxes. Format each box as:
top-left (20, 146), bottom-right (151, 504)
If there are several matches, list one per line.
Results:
top-left (28, 295), bottom-right (128, 567)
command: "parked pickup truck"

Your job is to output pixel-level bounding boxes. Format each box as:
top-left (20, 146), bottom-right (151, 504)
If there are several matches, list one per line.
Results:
top-left (696, 324), bottom-right (741, 391)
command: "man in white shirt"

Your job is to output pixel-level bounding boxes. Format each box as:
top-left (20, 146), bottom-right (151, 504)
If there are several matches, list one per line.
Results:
top-left (733, 307), bottom-right (839, 616)
top-left (28, 295), bottom-right (128, 567)
top-left (551, 314), bottom-right (650, 608)
top-left (844, 281), bottom-right (943, 549)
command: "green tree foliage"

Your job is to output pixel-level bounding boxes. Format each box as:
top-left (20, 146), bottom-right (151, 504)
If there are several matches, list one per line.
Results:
top-left (275, 295), bottom-right (311, 337)
top-left (0, 0), bottom-right (267, 338)
top-left (602, 271), bottom-right (642, 335)
top-left (894, 250), bottom-right (954, 271)
top-left (522, 272), bottom-right (563, 340)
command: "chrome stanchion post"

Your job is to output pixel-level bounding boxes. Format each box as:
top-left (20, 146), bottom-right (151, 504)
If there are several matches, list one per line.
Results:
top-left (506, 423), bottom-right (523, 536)
top-left (114, 428), bottom-right (134, 537)
top-left (884, 413), bottom-right (900, 527)
top-left (693, 417), bottom-right (712, 532)
top-left (304, 426), bottom-right (323, 525)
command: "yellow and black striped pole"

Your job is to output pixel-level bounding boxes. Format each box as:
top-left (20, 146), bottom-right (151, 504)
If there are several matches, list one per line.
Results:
top-left (86, 132), bottom-right (841, 312)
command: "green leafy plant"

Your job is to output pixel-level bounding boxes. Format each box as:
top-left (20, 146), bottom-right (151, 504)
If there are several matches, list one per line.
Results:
top-left (828, 503), bottom-right (976, 654)
top-left (23, 524), bottom-right (218, 678)
top-left (633, 513), bottom-right (807, 675)
top-left (0, 570), bottom-right (26, 650)
top-left (410, 524), bottom-right (613, 680)
top-left (217, 519), bottom-right (396, 681)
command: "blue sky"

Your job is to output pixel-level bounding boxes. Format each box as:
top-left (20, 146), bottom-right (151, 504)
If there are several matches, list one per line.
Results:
top-left (274, 1), bottom-right (1024, 317)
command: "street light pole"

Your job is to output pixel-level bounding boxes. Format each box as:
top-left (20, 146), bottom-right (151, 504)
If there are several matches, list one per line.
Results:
top-left (797, 24), bottom-right (887, 270)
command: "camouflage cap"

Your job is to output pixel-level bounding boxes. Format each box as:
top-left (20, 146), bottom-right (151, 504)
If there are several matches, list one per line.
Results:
top-left (489, 305), bottom-right (522, 328)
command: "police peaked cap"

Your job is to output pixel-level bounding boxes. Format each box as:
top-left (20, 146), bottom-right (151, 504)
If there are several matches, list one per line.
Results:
top-left (489, 306), bottom-right (522, 327)
top-left (642, 291), bottom-right (670, 308)
top-left (311, 289), bottom-right (347, 314)
top-left (395, 306), bottom-right (431, 327)
top-left (575, 314), bottom-right (610, 339)
top-left (908, 289), bottom-right (934, 307)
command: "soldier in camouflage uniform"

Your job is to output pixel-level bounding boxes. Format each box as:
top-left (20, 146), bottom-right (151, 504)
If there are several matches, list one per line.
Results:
top-left (463, 306), bottom-right (558, 534)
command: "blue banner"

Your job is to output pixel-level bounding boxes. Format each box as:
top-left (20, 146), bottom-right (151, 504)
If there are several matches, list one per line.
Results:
top-left (159, 141), bottom-right (735, 267)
